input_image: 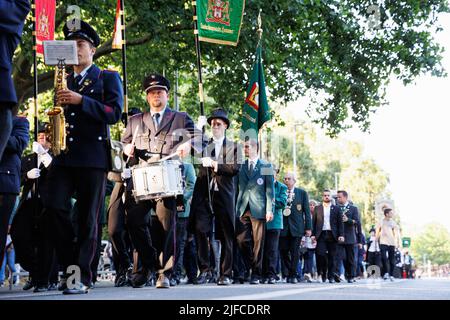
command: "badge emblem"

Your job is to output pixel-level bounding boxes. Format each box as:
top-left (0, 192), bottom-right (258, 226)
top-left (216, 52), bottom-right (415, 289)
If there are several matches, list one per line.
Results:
top-left (283, 208), bottom-right (291, 216)
top-left (297, 204), bottom-right (302, 211)
top-left (257, 178), bottom-right (264, 185)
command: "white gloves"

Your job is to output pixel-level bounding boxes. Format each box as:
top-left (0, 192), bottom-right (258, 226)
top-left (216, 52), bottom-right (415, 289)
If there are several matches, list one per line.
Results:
top-left (39, 153), bottom-right (52, 168)
top-left (121, 168), bottom-right (131, 180)
top-left (197, 116), bottom-right (208, 130)
top-left (32, 141), bottom-right (47, 155)
top-left (201, 157), bottom-right (214, 167)
top-left (27, 168), bottom-right (41, 180)
top-left (124, 143), bottom-right (135, 157)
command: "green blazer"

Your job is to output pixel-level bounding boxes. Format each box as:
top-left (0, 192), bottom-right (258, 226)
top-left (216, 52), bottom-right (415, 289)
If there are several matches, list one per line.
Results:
top-left (280, 187), bottom-right (312, 237)
top-left (267, 181), bottom-right (287, 230)
top-left (178, 162), bottom-right (197, 218)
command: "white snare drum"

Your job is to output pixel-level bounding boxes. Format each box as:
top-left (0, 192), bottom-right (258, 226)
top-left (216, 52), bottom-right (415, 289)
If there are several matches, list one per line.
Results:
top-left (131, 160), bottom-right (184, 201)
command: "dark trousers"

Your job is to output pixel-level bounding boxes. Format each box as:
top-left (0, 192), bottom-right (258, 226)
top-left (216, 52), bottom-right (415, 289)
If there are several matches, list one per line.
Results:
top-left (44, 166), bottom-right (106, 285)
top-left (183, 233), bottom-right (198, 281)
top-left (303, 249), bottom-right (315, 274)
top-left (263, 229), bottom-right (280, 278)
top-left (232, 227), bottom-right (247, 281)
top-left (195, 196), bottom-right (234, 278)
top-left (11, 198), bottom-right (54, 286)
top-left (0, 106), bottom-right (12, 161)
top-left (124, 195), bottom-right (176, 276)
top-left (367, 251), bottom-right (382, 271)
top-left (279, 234), bottom-right (301, 278)
top-left (340, 244), bottom-right (356, 280)
top-left (316, 231), bottom-right (337, 280)
top-left (236, 213), bottom-right (265, 279)
top-left (380, 244), bottom-right (396, 276)
top-left (0, 193), bottom-right (16, 267)
top-left (174, 217), bottom-right (188, 280)
top-left (108, 182), bottom-right (132, 274)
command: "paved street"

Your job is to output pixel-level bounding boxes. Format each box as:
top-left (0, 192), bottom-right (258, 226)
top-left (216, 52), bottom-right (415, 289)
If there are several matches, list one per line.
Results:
top-left (1, 278), bottom-right (449, 300)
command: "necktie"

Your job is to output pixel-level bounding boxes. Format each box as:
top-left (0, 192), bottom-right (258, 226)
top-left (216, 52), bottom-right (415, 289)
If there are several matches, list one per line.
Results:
top-left (249, 161), bottom-right (254, 174)
top-left (73, 74), bottom-right (83, 90)
top-left (153, 113), bottom-right (160, 130)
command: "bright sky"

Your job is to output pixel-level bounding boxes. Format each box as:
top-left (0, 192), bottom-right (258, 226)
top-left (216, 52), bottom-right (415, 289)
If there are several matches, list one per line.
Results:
top-left (284, 13), bottom-right (450, 236)
top-left (345, 13), bottom-right (450, 235)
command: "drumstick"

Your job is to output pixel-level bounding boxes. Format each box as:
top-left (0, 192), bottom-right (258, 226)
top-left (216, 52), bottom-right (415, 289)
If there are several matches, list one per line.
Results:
top-left (125, 125), bottom-right (140, 165)
top-left (159, 152), bottom-right (178, 162)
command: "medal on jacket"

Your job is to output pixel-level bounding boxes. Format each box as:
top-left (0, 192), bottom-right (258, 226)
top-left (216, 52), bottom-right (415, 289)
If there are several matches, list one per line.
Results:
top-left (283, 189), bottom-right (295, 216)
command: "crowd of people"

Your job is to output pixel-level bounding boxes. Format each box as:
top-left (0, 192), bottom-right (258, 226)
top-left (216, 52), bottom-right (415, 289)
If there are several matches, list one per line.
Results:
top-left (0, 13), bottom-right (415, 297)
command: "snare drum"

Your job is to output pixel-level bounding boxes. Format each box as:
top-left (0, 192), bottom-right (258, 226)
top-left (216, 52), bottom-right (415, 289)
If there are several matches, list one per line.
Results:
top-left (131, 160), bottom-right (184, 201)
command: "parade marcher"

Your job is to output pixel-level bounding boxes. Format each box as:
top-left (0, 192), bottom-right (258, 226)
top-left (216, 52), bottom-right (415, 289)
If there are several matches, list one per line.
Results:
top-left (279, 172), bottom-right (312, 284)
top-left (376, 208), bottom-right (401, 281)
top-left (172, 159), bottom-right (196, 285)
top-left (262, 166), bottom-right (287, 284)
top-left (10, 124), bottom-right (56, 292)
top-left (0, 114), bottom-right (29, 268)
top-left (336, 190), bottom-right (363, 283)
top-left (0, 0), bottom-right (30, 161)
top-left (403, 251), bottom-right (414, 279)
top-left (236, 138), bottom-right (274, 285)
top-left (122, 73), bottom-right (204, 289)
top-left (312, 190), bottom-right (344, 283)
top-left (44, 20), bottom-right (124, 294)
top-left (190, 108), bottom-right (241, 286)
top-left (366, 227), bottom-right (382, 275)
top-left (303, 199), bottom-right (319, 282)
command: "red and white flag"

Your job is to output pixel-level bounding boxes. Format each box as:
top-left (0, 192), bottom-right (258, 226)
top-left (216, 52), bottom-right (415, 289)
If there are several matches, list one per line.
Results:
top-left (112, 0), bottom-right (123, 50)
top-left (35, 0), bottom-right (56, 56)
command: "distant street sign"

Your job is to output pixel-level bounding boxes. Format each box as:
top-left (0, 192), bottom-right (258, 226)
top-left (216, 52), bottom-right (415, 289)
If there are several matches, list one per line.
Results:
top-left (402, 237), bottom-right (411, 248)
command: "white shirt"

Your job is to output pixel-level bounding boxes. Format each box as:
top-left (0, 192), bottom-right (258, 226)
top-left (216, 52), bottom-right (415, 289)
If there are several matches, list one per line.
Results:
top-left (73, 64), bottom-right (92, 84)
top-left (212, 136), bottom-right (224, 159)
top-left (248, 157), bottom-right (259, 171)
top-left (368, 236), bottom-right (380, 252)
top-left (323, 203), bottom-right (331, 231)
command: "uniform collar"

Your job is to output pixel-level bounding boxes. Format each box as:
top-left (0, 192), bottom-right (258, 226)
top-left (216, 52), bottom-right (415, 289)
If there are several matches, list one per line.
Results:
top-left (150, 106), bottom-right (167, 118)
top-left (74, 64), bottom-right (92, 79)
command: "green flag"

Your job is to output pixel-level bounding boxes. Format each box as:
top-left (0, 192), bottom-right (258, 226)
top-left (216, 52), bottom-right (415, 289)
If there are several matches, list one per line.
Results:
top-left (241, 44), bottom-right (271, 137)
top-left (196, 0), bottom-right (245, 46)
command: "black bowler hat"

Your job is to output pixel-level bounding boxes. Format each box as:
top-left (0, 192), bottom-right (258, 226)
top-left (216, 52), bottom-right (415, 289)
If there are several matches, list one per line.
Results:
top-left (37, 122), bottom-right (48, 133)
top-left (63, 19), bottom-right (101, 47)
top-left (142, 74), bottom-right (171, 93)
top-left (207, 108), bottom-right (230, 127)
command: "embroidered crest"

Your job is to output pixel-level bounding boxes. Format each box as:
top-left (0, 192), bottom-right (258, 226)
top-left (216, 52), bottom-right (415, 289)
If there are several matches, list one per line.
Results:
top-left (257, 178), bottom-right (264, 185)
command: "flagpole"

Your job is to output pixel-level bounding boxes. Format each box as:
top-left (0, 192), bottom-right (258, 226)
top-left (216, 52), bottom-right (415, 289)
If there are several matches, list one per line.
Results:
top-left (257, 9), bottom-right (263, 158)
top-left (192, 1), bottom-right (214, 221)
top-left (31, 0), bottom-right (40, 236)
top-left (119, 0), bottom-right (128, 126)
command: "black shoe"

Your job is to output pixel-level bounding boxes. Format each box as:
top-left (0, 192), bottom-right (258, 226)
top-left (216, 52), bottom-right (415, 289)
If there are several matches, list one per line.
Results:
top-left (33, 285), bottom-right (48, 293)
top-left (169, 278), bottom-right (178, 287)
top-left (47, 283), bottom-right (58, 291)
top-left (23, 279), bottom-right (34, 291)
top-left (217, 276), bottom-right (231, 286)
top-left (186, 278), bottom-right (195, 285)
top-left (62, 282), bottom-right (89, 295)
top-left (88, 282), bottom-right (95, 289)
top-left (130, 269), bottom-right (151, 288)
top-left (232, 277), bottom-right (244, 284)
top-left (347, 278), bottom-right (354, 283)
top-left (250, 277), bottom-right (260, 285)
top-left (194, 272), bottom-right (209, 285)
top-left (328, 278), bottom-right (335, 284)
top-left (57, 278), bottom-right (67, 291)
top-left (289, 277), bottom-right (298, 284)
top-left (208, 274), bottom-right (217, 284)
top-left (260, 278), bottom-right (267, 284)
top-left (156, 274), bottom-right (170, 289)
top-left (333, 273), bottom-right (342, 283)
top-left (114, 272), bottom-right (128, 287)
top-left (268, 277), bottom-right (276, 284)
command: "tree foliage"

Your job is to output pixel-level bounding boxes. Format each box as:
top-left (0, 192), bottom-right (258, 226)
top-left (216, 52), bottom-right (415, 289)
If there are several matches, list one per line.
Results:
top-left (13, 0), bottom-right (449, 136)
top-left (411, 223), bottom-right (450, 266)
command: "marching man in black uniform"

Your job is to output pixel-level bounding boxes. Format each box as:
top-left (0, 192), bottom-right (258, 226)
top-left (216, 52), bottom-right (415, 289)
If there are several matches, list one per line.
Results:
top-left (190, 108), bottom-right (241, 286)
top-left (122, 74), bottom-right (204, 289)
top-left (44, 20), bottom-right (123, 294)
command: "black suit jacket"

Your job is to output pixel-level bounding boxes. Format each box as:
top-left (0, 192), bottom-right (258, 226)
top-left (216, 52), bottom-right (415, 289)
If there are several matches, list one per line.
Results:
top-left (190, 137), bottom-right (242, 234)
top-left (313, 204), bottom-right (343, 241)
top-left (18, 153), bottom-right (51, 207)
top-left (339, 204), bottom-right (363, 245)
top-left (280, 188), bottom-right (312, 238)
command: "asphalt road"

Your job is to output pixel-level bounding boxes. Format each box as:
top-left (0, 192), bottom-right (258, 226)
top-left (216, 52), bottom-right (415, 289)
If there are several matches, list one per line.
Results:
top-left (1, 278), bottom-right (450, 300)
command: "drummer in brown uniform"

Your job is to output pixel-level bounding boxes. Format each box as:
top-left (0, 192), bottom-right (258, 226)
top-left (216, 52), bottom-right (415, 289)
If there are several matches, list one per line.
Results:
top-left (121, 74), bottom-right (204, 288)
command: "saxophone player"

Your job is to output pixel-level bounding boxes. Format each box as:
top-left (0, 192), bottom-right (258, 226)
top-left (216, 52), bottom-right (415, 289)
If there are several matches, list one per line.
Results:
top-left (44, 19), bottom-right (123, 294)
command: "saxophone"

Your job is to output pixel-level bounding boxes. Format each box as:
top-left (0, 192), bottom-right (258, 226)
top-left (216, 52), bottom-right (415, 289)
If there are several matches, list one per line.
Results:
top-left (46, 60), bottom-right (68, 156)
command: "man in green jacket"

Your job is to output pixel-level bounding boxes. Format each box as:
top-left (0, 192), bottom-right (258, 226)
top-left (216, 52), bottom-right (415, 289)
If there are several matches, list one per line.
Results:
top-left (262, 166), bottom-right (287, 284)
